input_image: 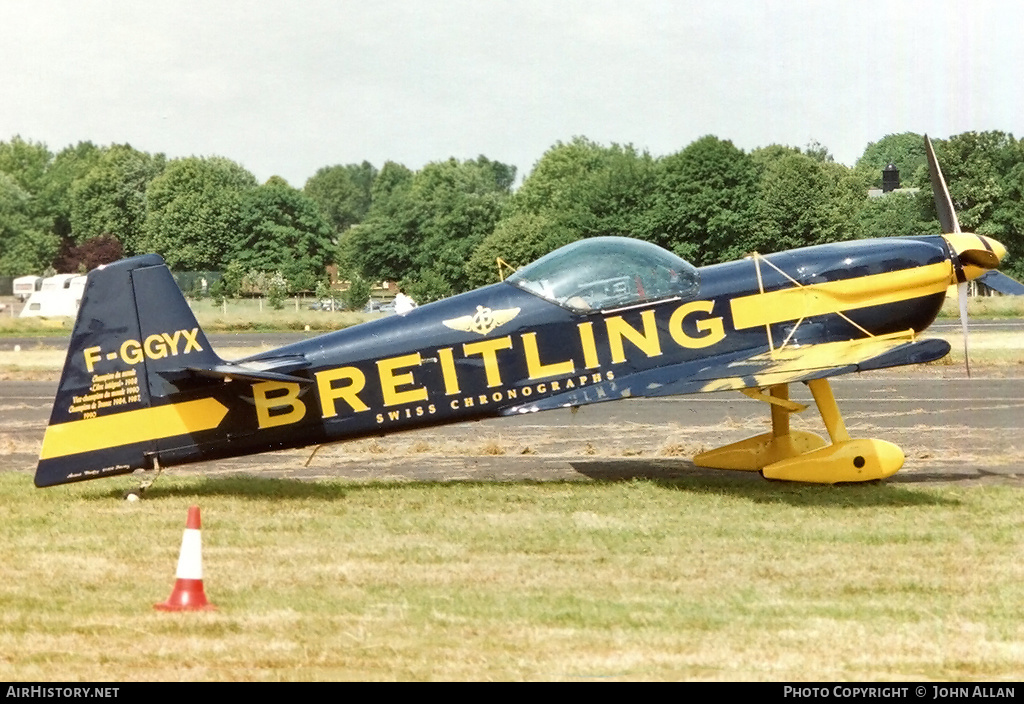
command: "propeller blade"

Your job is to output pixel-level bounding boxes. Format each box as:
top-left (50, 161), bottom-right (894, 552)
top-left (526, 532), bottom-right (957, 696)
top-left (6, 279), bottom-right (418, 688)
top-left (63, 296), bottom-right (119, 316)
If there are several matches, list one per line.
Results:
top-left (957, 280), bottom-right (971, 379)
top-left (926, 136), bottom-right (981, 378)
top-left (925, 135), bottom-right (961, 234)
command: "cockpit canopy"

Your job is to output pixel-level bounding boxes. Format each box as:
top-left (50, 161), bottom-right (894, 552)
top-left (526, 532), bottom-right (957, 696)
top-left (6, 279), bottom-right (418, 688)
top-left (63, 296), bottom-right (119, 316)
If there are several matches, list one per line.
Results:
top-left (506, 236), bottom-right (701, 312)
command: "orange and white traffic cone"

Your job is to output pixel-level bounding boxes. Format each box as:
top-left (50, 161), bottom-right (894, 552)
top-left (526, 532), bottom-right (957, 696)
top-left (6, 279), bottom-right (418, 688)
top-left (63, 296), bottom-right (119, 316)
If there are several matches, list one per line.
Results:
top-left (155, 505), bottom-right (216, 611)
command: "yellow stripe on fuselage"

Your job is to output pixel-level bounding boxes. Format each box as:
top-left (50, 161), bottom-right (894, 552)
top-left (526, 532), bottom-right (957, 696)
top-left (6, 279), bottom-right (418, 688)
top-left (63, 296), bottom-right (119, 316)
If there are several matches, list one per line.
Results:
top-left (730, 261), bottom-right (952, 330)
top-left (39, 398), bottom-right (229, 460)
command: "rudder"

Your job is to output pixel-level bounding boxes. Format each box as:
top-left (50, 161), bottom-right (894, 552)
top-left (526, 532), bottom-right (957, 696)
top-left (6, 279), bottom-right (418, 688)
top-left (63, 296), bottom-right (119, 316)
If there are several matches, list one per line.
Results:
top-left (35, 255), bottom-right (221, 487)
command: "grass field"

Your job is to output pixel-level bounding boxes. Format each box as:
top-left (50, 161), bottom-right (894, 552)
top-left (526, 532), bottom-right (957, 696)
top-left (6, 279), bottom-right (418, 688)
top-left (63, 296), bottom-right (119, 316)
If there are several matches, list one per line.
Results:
top-left (2, 471), bottom-right (1023, 681)
top-left (1, 289), bottom-right (1023, 337)
top-left (0, 296), bottom-right (381, 335)
top-left (938, 295), bottom-right (1024, 319)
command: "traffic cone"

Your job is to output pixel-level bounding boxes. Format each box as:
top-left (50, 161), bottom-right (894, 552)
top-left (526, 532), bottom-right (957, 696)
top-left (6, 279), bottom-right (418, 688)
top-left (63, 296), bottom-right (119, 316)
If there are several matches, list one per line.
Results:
top-left (155, 505), bottom-right (216, 611)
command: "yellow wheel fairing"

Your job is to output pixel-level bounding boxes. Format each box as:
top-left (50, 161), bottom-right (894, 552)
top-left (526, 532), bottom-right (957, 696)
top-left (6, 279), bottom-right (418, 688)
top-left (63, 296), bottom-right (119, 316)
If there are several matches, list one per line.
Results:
top-left (761, 439), bottom-right (905, 484)
top-left (694, 430), bottom-right (828, 471)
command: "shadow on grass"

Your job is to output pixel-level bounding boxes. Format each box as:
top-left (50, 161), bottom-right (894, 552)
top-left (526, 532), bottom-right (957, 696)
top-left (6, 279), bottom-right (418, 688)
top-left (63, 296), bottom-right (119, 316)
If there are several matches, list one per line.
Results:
top-left (76, 455), bottom-right (971, 509)
top-left (94, 475), bottom-right (350, 502)
top-left (569, 459), bottom-right (960, 508)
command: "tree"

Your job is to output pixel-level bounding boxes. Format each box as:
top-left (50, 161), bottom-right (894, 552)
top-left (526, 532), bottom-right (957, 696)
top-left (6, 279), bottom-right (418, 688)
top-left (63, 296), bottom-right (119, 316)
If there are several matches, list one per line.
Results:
top-left (141, 156), bottom-right (257, 270)
top-left (341, 161), bottom-right (419, 284)
top-left (855, 191), bottom-right (936, 240)
top-left (37, 141), bottom-right (102, 242)
top-left (401, 266), bottom-right (453, 304)
top-left (988, 160), bottom-right (1024, 280)
top-left (464, 212), bottom-right (579, 288)
top-left (752, 152), bottom-right (863, 253)
top-left (509, 137), bottom-right (655, 241)
top-left (68, 144), bottom-right (165, 253)
top-left (749, 144), bottom-right (803, 169)
top-left (341, 275), bottom-right (372, 310)
top-left (511, 137), bottom-right (610, 217)
top-left (803, 140), bottom-right (835, 163)
top-left (221, 259), bottom-right (246, 298)
top-left (0, 171), bottom-right (58, 275)
top-left (234, 177), bottom-right (335, 293)
top-left (917, 131), bottom-right (1018, 232)
top-left (369, 160), bottom-right (414, 202)
top-left (52, 234), bottom-right (124, 273)
top-left (344, 157), bottom-right (515, 297)
top-left (303, 161), bottom-right (377, 234)
top-left (0, 136), bottom-right (52, 197)
top-left (645, 135), bottom-right (759, 265)
top-left (409, 156), bottom-right (514, 295)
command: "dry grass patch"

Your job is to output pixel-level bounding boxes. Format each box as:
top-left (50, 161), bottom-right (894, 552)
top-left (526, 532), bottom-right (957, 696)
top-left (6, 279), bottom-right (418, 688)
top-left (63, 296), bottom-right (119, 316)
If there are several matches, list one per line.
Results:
top-left (0, 433), bottom-right (40, 455)
top-left (0, 349), bottom-right (67, 370)
top-left (659, 443), bottom-right (702, 457)
top-left (479, 441), bottom-right (506, 456)
top-left (191, 299), bottom-right (377, 333)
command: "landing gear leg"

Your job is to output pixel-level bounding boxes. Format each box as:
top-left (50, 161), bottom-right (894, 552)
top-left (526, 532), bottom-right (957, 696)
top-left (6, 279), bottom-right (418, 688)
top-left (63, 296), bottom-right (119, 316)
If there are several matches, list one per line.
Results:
top-left (693, 383), bottom-right (826, 471)
top-left (695, 379), bottom-right (905, 483)
top-left (124, 457), bottom-right (164, 501)
top-left (761, 379), bottom-right (904, 483)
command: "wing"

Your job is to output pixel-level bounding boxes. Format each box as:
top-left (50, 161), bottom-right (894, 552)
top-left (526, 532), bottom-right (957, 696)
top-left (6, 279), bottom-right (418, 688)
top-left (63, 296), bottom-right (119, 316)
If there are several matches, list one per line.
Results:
top-left (683, 333), bottom-right (950, 394)
top-left (502, 331), bottom-right (950, 414)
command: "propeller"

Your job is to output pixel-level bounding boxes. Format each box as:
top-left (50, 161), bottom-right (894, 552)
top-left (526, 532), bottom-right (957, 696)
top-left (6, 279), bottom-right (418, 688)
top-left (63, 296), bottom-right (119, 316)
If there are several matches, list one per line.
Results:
top-left (924, 135), bottom-right (1007, 378)
top-left (925, 134), bottom-right (961, 236)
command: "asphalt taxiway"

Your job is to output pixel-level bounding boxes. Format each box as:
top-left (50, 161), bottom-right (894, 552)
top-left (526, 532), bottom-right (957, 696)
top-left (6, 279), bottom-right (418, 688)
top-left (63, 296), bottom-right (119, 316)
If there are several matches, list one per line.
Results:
top-left (4, 369), bottom-right (1023, 487)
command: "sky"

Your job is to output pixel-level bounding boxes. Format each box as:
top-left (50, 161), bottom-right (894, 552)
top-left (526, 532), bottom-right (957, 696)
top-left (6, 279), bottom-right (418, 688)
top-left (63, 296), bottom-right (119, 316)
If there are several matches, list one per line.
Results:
top-left (1, 0), bottom-right (1022, 186)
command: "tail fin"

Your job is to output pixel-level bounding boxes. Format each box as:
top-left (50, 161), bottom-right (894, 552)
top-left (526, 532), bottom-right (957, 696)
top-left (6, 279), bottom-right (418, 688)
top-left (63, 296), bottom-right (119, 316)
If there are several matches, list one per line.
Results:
top-left (35, 255), bottom-right (223, 487)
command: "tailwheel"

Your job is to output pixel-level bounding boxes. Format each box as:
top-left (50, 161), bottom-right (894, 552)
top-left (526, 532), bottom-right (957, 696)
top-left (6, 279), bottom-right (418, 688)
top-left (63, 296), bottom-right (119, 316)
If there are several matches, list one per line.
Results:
top-left (124, 456), bottom-right (165, 501)
top-left (694, 379), bottom-right (904, 484)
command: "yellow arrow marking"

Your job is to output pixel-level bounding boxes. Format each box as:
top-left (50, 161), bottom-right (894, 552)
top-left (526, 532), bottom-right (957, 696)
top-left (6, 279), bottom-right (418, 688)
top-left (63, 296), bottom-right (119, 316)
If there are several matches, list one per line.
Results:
top-left (39, 398), bottom-right (229, 460)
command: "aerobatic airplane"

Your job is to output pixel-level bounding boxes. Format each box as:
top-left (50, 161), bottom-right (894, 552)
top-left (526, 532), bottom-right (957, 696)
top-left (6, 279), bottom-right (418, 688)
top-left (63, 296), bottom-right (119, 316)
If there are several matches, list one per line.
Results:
top-left (34, 137), bottom-right (1013, 490)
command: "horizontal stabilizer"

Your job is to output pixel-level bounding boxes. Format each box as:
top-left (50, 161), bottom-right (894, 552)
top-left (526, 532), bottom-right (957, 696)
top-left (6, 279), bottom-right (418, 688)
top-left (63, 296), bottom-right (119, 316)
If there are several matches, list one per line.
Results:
top-left (178, 359), bottom-right (312, 385)
top-left (159, 352), bottom-right (312, 385)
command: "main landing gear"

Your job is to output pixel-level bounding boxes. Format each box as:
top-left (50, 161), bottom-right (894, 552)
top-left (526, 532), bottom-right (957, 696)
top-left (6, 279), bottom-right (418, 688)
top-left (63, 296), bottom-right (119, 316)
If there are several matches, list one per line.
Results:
top-left (693, 379), bottom-right (904, 484)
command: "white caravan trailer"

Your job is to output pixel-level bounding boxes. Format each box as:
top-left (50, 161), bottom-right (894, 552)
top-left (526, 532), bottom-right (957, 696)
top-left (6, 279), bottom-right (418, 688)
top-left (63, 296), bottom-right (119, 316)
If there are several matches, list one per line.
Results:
top-left (13, 275), bottom-right (42, 301)
top-left (20, 275), bottom-right (86, 318)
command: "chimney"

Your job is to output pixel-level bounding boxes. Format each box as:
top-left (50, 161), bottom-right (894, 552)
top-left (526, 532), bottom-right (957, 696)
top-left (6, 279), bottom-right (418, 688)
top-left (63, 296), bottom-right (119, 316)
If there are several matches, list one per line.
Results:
top-left (882, 162), bottom-right (900, 193)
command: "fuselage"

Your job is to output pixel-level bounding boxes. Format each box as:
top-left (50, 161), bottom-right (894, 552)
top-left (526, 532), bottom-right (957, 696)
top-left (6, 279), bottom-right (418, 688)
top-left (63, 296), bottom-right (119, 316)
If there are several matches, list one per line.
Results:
top-left (154, 235), bottom-right (956, 468)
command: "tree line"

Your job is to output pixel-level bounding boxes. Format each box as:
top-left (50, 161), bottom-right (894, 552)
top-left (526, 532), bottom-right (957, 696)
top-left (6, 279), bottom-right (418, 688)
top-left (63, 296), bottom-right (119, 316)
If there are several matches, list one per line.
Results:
top-left (2, 131), bottom-right (1023, 302)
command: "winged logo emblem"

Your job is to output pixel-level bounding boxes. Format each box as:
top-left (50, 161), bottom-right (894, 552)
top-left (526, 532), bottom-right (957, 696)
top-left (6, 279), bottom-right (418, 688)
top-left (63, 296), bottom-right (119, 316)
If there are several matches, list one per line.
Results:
top-left (443, 306), bottom-right (521, 336)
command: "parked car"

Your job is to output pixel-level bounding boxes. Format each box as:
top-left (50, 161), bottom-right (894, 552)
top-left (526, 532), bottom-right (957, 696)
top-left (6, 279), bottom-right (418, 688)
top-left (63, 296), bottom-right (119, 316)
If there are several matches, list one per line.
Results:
top-left (363, 299), bottom-right (396, 315)
top-left (308, 298), bottom-right (345, 311)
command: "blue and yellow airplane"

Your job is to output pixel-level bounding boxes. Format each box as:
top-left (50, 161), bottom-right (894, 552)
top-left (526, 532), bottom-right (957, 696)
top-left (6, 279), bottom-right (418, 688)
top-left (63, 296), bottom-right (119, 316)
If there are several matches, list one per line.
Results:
top-left (34, 137), bottom-right (1011, 490)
